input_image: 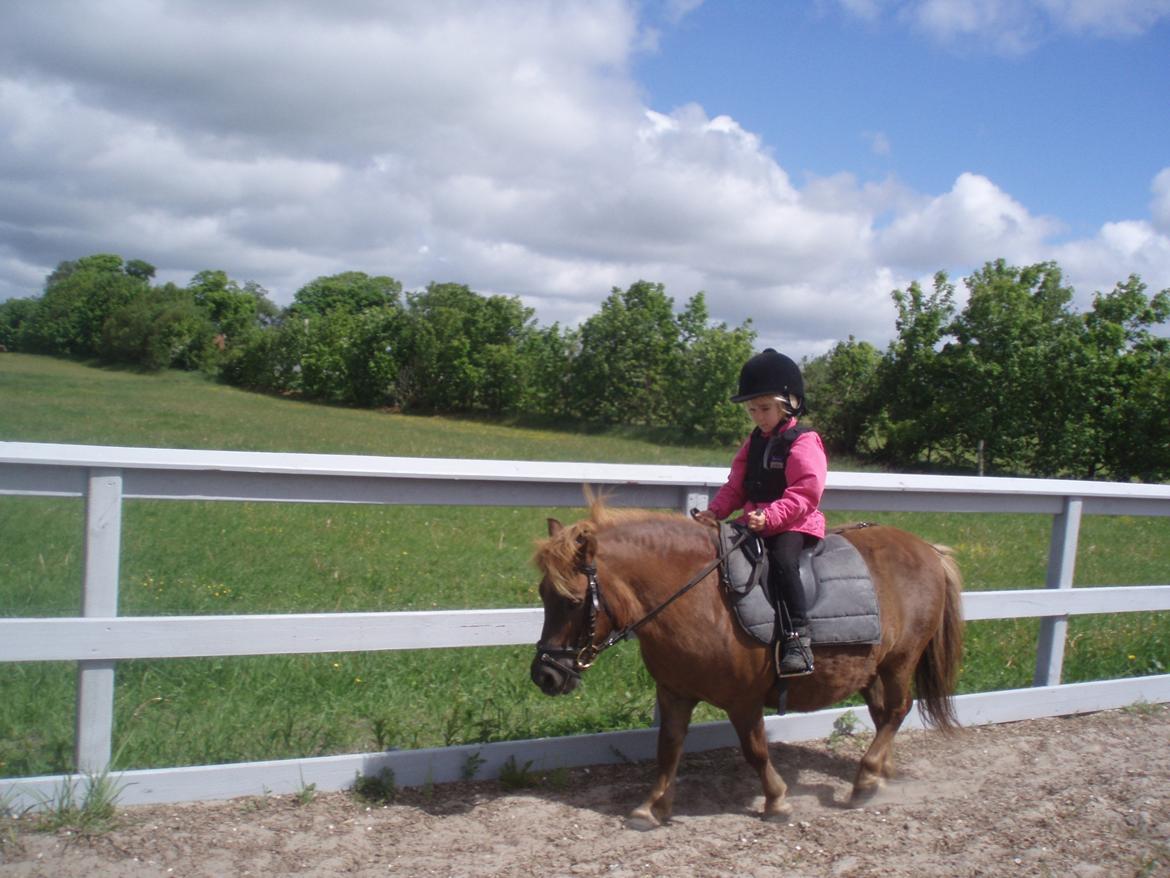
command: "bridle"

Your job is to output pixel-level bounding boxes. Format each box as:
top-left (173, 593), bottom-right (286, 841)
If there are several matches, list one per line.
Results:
top-left (533, 529), bottom-right (748, 691)
top-left (532, 562), bottom-right (610, 692)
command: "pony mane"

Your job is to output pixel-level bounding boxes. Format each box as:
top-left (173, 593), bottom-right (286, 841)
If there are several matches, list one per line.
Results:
top-left (532, 494), bottom-right (683, 598)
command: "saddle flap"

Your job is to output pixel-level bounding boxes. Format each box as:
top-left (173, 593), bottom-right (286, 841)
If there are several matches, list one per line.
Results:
top-left (718, 523), bottom-right (767, 596)
top-left (805, 534), bottom-right (881, 645)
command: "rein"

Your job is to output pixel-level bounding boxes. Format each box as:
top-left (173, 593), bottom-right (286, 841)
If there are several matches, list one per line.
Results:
top-left (535, 528), bottom-right (750, 686)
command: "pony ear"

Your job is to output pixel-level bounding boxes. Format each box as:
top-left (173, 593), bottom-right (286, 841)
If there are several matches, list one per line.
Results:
top-left (547, 518), bottom-right (563, 537)
top-left (574, 527), bottom-right (597, 565)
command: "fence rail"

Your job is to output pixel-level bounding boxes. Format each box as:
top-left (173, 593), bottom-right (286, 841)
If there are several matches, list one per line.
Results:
top-left (2, 441), bottom-right (1169, 811)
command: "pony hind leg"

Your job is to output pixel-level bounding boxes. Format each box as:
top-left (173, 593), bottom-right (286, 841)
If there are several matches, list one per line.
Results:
top-left (627, 687), bottom-right (697, 830)
top-left (853, 668), bottom-right (913, 804)
top-left (727, 702), bottom-right (791, 821)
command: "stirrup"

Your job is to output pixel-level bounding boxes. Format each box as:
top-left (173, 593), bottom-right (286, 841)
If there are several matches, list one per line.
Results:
top-left (775, 633), bottom-right (814, 678)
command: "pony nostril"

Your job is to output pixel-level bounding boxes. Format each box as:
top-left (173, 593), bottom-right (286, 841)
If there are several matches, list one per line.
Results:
top-left (531, 658), bottom-right (571, 695)
top-left (530, 660), bottom-right (557, 690)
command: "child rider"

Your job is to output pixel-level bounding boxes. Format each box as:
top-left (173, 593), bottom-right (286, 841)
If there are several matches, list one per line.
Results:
top-left (694, 348), bottom-right (827, 676)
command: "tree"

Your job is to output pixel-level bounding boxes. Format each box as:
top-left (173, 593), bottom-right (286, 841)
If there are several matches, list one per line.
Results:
top-left (803, 336), bottom-right (882, 456)
top-left (286, 305), bottom-right (404, 406)
top-left (124, 259), bottom-right (157, 280)
top-left (1077, 275), bottom-right (1170, 480)
top-left (23, 254), bottom-right (151, 357)
top-left (289, 272), bottom-right (402, 318)
top-left (942, 260), bottom-right (1081, 474)
top-left (393, 283), bottom-right (534, 413)
top-left (672, 293), bottom-right (756, 444)
top-left (570, 281), bottom-right (682, 425)
top-left (476, 294), bottom-right (535, 413)
top-left (873, 272), bottom-right (957, 467)
top-left (515, 323), bottom-right (577, 418)
top-left (0, 297), bottom-right (41, 350)
top-left (297, 308), bottom-right (358, 403)
top-left (188, 271), bottom-right (278, 340)
top-left (185, 270), bottom-right (279, 376)
top-left (221, 318), bottom-right (307, 394)
top-left (97, 284), bottom-right (216, 371)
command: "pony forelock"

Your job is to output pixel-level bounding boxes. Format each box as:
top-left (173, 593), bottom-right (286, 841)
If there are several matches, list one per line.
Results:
top-left (533, 519), bottom-right (594, 599)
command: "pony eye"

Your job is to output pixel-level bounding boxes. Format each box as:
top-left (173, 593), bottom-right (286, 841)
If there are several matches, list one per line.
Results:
top-left (559, 586), bottom-right (586, 607)
top-left (539, 577), bottom-right (584, 606)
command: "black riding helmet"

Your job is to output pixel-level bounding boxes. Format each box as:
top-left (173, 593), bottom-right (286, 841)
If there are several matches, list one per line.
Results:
top-left (731, 348), bottom-right (806, 414)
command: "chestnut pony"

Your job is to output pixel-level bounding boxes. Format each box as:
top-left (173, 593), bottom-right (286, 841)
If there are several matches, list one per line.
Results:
top-left (530, 501), bottom-right (963, 828)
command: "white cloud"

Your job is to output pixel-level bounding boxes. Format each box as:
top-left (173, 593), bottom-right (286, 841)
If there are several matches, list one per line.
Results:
top-left (877, 173), bottom-right (1062, 268)
top-left (662, 0), bottom-right (706, 24)
top-left (0, 1), bottom-right (639, 165)
top-left (1039, 0), bottom-right (1170, 37)
top-left (837, 0), bottom-right (1170, 52)
top-left (1043, 170), bottom-right (1170, 305)
top-left (1052, 219), bottom-right (1170, 304)
top-left (0, 0), bottom-right (1167, 362)
top-left (835, 0), bottom-right (885, 22)
top-left (864, 130), bottom-right (892, 157)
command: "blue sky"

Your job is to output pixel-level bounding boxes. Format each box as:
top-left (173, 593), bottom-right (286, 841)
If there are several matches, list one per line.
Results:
top-left (1, 0), bottom-right (1168, 360)
top-left (639, 4), bottom-right (1170, 240)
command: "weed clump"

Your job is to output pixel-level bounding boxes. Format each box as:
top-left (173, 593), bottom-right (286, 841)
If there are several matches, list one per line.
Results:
top-left (352, 768), bottom-right (397, 804)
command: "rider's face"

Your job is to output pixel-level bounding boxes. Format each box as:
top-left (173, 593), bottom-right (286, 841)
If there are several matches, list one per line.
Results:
top-left (744, 396), bottom-right (785, 433)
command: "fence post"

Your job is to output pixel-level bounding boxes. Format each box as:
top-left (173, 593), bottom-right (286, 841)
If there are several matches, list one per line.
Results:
top-left (1033, 496), bottom-right (1083, 687)
top-left (682, 488), bottom-right (709, 515)
top-left (76, 469), bottom-right (123, 774)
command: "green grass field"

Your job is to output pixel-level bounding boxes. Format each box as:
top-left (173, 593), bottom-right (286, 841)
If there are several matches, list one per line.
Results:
top-left (1, 353), bottom-right (1167, 778)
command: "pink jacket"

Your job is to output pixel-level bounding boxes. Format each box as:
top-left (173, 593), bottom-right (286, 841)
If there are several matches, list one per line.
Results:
top-left (706, 418), bottom-right (827, 539)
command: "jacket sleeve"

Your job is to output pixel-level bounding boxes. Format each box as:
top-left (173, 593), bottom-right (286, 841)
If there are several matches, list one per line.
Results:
top-left (705, 437), bottom-right (751, 520)
top-left (760, 431), bottom-right (827, 533)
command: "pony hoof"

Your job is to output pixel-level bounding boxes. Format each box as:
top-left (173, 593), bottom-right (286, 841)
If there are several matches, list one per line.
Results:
top-left (849, 783), bottom-right (883, 807)
top-left (626, 809), bottom-right (661, 831)
top-left (763, 801), bottom-right (794, 822)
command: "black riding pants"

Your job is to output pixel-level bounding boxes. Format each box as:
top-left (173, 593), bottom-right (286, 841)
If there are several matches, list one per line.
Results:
top-left (764, 531), bottom-right (820, 631)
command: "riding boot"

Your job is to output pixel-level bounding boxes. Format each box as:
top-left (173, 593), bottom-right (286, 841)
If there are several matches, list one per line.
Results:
top-left (777, 626), bottom-right (814, 677)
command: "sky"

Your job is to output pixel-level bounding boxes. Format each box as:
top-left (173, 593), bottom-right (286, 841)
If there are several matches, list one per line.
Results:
top-left (1, 0), bottom-right (1168, 360)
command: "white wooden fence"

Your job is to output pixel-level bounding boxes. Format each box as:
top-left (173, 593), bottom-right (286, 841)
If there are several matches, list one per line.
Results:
top-left (2, 441), bottom-right (1169, 812)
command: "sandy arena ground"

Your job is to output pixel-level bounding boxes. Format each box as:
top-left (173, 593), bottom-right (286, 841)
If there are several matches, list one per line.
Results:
top-left (2, 705), bottom-right (1167, 877)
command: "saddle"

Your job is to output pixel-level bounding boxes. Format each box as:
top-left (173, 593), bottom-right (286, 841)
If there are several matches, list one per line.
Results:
top-left (718, 523), bottom-right (881, 646)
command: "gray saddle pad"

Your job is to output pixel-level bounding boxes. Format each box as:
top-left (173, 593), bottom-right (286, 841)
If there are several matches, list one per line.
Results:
top-left (719, 524), bottom-right (881, 646)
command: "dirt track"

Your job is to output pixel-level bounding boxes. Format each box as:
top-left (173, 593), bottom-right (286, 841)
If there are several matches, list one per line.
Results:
top-left (3, 705), bottom-right (1168, 878)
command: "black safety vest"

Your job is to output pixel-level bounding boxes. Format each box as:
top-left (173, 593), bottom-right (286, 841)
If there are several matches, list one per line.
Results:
top-left (743, 425), bottom-right (811, 503)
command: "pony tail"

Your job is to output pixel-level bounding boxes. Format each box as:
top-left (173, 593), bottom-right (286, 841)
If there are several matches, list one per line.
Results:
top-left (915, 546), bottom-right (964, 732)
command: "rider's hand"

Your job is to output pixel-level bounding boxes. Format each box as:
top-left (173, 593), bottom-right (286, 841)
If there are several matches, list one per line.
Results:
top-left (747, 510), bottom-right (767, 532)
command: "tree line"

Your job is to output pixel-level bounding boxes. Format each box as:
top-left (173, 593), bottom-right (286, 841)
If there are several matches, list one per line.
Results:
top-left (0, 254), bottom-right (755, 443)
top-left (805, 261), bottom-right (1170, 481)
top-left (1, 253), bottom-right (1167, 480)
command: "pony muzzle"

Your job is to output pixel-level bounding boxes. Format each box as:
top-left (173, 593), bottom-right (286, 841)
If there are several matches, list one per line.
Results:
top-left (531, 647), bottom-right (583, 695)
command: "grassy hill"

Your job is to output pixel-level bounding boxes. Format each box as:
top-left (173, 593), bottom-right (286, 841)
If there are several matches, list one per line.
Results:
top-left (1, 353), bottom-right (1166, 778)
top-left (0, 353), bottom-right (744, 465)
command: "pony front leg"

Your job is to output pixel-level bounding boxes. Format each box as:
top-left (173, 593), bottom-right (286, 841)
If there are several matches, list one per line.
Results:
top-left (728, 703), bottom-right (791, 821)
top-left (627, 687), bottom-right (696, 830)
